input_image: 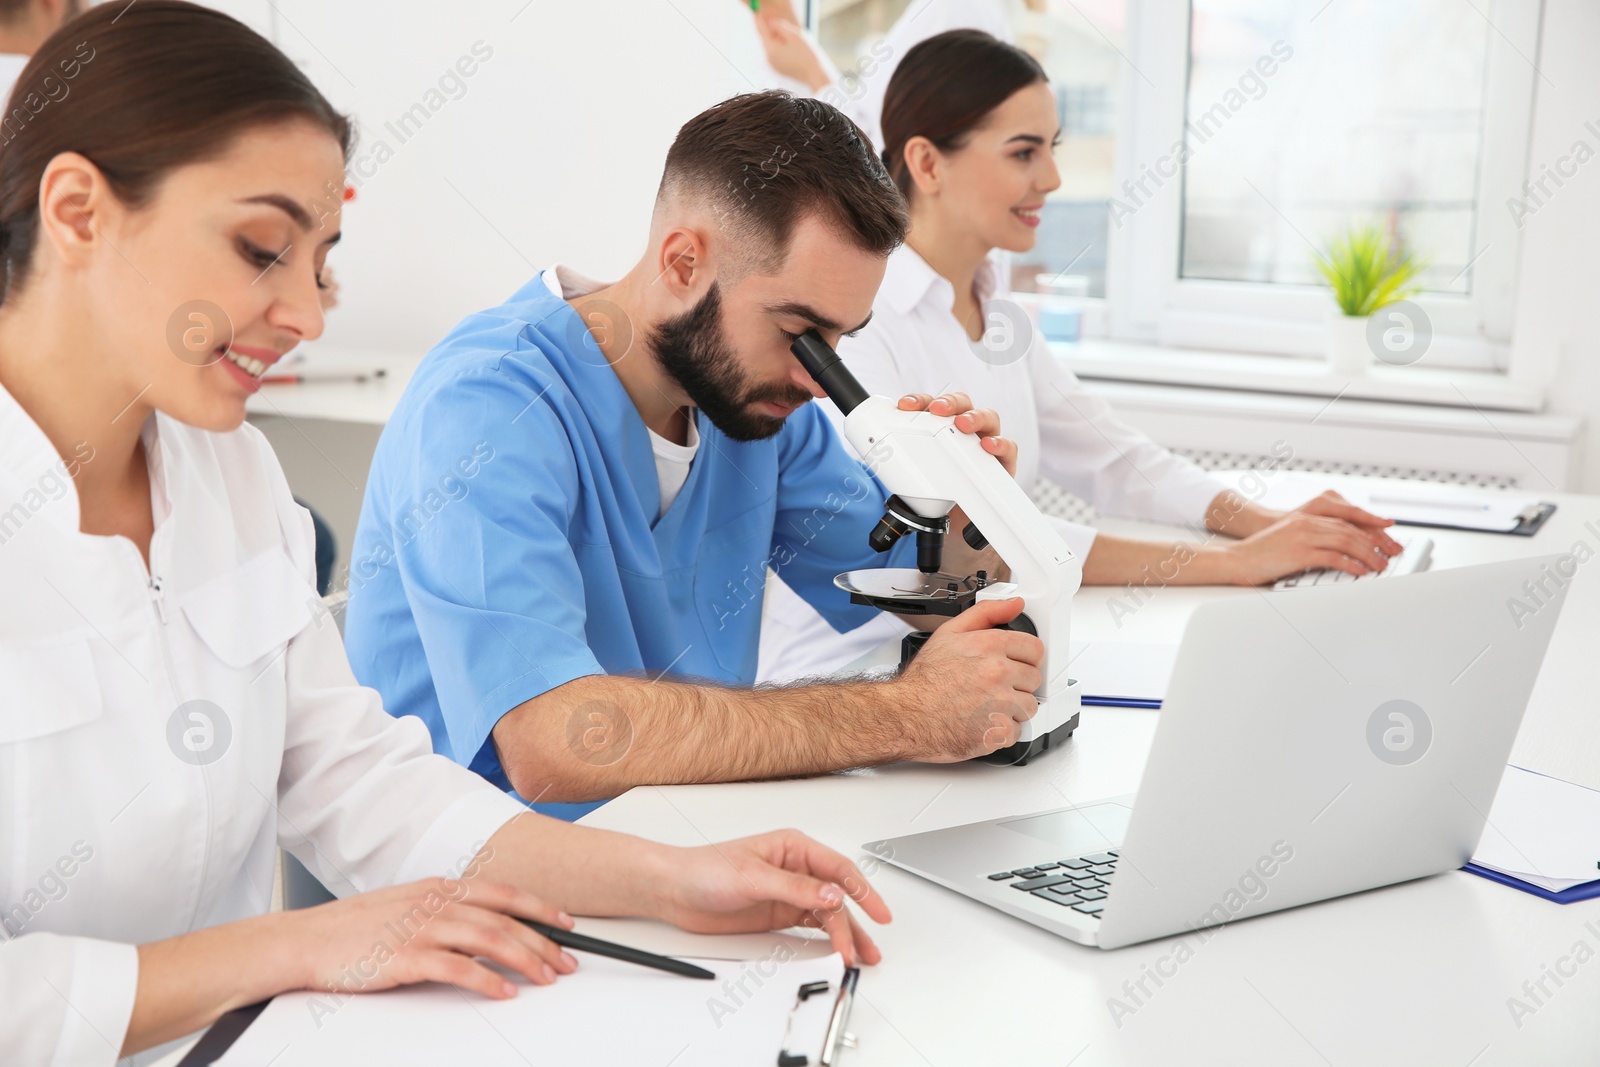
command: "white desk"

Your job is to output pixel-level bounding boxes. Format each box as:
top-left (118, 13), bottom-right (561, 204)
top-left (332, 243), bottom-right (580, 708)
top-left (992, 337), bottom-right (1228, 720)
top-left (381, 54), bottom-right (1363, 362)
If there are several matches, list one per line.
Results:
top-left (580, 477), bottom-right (1600, 1066)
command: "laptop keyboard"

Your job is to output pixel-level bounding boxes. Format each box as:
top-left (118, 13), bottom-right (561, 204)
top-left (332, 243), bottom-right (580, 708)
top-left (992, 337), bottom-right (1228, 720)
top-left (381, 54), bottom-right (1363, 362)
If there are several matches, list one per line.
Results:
top-left (987, 851), bottom-right (1118, 918)
top-left (1272, 532), bottom-right (1432, 590)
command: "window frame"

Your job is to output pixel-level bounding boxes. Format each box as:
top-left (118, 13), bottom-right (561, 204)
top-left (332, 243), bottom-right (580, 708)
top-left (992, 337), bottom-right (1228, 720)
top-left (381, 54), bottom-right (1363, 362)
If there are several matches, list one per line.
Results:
top-left (1106, 0), bottom-right (1541, 373)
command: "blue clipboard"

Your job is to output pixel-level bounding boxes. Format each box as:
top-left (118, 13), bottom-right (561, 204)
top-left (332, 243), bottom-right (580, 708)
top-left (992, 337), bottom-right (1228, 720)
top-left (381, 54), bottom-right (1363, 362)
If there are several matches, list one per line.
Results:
top-left (1461, 862), bottom-right (1600, 904)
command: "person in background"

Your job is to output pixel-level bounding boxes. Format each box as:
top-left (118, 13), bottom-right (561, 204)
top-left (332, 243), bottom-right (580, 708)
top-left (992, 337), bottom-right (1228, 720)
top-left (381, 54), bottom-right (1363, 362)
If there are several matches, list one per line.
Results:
top-left (758, 30), bottom-right (1399, 682)
top-left (0, 0), bottom-right (76, 97)
top-left (0, 7), bottom-right (889, 1064)
top-left (742, 0), bottom-right (1035, 149)
top-left (343, 89), bottom-right (1046, 822)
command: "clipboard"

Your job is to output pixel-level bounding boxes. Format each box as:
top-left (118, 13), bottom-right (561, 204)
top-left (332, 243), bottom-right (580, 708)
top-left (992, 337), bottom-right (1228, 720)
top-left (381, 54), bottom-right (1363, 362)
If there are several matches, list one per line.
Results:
top-left (1461, 765), bottom-right (1600, 904)
top-left (1461, 863), bottom-right (1600, 904)
top-left (176, 951), bottom-right (855, 1066)
top-left (777, 967), bottom-right (859, 1066)
top-left (1392, 500), bottom-right (1558, 537)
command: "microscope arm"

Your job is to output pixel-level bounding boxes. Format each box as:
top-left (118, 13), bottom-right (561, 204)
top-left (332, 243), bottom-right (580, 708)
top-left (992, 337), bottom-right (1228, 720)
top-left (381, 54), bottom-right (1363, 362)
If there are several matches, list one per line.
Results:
top-left (793, 332), bottom-right (1083, 748)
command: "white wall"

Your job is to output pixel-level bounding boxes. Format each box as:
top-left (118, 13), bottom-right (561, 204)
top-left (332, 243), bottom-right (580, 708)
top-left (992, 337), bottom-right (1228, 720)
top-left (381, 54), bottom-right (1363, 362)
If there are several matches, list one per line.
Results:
top-left (211, 0), bottom-right (779, 354)
top-left (1509, 0), bottom-right (1600, 493)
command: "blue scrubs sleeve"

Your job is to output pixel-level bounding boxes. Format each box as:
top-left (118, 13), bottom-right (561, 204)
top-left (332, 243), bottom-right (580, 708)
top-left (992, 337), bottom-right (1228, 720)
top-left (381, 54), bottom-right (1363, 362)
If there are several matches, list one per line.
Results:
top-left (387, 364), bottom-right (604, 779)
top-left (770, 403), bottom-right (916, 632)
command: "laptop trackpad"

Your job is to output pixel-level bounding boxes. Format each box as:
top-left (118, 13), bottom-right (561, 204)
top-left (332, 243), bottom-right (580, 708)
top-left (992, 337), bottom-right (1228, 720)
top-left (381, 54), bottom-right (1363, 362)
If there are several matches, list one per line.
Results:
top-left (999, 802), bottom-right (1131, 853)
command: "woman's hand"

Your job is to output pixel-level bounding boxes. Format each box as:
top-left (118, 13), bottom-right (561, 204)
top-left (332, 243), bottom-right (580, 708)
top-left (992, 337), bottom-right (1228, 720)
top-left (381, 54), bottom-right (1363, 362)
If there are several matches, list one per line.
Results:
top-left (1285, 490), bottom-right (1399, 550)
top-left (651, 829), bottom-right (893, 967)
top-left (1212, 489), bottom-right (1399, 553)
top-left (1218, 510), bottom-right (1400, 586)
top-left (287, 878), bottom-right (582, 1000)
top-left (898, 391), bottom-right (1019, 477)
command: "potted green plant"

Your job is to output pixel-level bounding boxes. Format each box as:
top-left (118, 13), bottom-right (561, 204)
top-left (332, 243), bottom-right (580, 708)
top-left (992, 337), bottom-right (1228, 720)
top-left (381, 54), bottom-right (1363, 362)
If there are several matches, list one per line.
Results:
top-left (1315, 223), bottom-right (1425, 374)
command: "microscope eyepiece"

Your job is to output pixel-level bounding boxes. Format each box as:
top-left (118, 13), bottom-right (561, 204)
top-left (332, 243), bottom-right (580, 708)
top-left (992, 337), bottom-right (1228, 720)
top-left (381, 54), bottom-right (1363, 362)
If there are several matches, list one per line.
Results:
top-left (790, 330), bottom-right (869, 415)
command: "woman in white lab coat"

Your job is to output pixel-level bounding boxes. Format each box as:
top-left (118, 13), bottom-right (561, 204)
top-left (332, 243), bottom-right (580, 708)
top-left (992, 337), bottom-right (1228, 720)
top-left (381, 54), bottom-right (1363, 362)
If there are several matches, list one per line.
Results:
top-left (0, 6), bottom-right (888, 1065)
top-left (758, 30), bottom-right (1400, 682)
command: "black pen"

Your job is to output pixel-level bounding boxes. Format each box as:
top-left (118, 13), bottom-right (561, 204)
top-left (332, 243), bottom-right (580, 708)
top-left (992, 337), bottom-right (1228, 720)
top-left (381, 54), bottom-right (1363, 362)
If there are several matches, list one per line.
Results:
top-left (521, 920), bottom-right (715, 980)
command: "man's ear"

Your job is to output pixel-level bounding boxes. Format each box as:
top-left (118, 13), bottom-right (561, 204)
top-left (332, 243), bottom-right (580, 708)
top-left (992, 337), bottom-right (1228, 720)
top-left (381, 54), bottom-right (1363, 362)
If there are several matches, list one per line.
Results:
top-left (36, 151), bottom-right (111, 272)
top-left (902, 136), bottom-right (942, 198)
top-left (654, 226), bottom-right (710, 305)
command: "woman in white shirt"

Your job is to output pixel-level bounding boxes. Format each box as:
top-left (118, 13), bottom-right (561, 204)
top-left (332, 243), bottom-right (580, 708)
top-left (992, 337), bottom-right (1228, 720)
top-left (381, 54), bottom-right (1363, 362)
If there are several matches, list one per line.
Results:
top-left (0, 6), bottom-right (888, 1065)
top-left (759, 29), bottom-right (1399, 681)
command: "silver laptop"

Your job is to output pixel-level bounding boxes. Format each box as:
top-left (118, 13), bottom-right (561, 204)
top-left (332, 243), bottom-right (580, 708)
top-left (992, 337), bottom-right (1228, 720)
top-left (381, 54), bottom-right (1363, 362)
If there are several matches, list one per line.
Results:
top-left (866, 556), bottom-right (1568, 949)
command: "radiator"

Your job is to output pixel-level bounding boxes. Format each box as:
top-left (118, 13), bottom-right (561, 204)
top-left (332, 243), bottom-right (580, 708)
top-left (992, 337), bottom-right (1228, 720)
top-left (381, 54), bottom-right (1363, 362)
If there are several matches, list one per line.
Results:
top-left (1031, 379), bottom-right (1584, 525)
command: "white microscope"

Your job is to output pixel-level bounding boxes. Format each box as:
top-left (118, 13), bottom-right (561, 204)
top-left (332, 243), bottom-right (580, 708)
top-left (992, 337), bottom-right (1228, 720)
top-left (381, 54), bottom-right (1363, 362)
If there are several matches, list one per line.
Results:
top-left (791, 331), bottom-right (1083, 766)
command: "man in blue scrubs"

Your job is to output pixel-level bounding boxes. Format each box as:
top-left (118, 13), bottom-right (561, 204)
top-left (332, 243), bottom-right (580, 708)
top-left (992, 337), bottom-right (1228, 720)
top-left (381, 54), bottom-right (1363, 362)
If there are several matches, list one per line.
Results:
top-left (344, 92), bottom-right (1043, 817)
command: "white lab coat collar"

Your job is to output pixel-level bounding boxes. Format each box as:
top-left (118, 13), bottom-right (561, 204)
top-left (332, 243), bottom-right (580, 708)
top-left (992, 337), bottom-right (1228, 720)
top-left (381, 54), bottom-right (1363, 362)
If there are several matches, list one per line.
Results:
top-left (878, 243), bottom-right (1001, 317)
top-left (0, 380), bottom-right (291, 638)
top-left (0, 377), bottom-right (81, 532)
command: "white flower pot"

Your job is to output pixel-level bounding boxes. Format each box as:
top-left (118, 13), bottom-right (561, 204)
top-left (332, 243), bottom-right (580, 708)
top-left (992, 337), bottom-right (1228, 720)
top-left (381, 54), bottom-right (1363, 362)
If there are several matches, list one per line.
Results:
top-left (1324, 312), bottom-right (1372, 376)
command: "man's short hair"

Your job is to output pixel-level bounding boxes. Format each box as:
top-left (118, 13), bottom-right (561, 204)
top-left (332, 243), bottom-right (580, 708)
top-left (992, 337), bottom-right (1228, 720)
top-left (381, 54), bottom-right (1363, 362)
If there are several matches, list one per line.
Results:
top-left (657, 90), bottom-right (908, 276)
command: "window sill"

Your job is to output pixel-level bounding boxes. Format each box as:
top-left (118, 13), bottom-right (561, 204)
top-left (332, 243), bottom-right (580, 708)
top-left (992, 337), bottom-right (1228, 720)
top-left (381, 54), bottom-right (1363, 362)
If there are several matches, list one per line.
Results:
top-left (1050, 338), bottom-right (1544, 413)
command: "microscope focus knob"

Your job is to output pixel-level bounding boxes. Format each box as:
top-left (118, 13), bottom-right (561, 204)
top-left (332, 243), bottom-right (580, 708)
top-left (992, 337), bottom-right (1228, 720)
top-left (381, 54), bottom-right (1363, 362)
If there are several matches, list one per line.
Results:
top-left (962, 522), bottom-right (989, 551)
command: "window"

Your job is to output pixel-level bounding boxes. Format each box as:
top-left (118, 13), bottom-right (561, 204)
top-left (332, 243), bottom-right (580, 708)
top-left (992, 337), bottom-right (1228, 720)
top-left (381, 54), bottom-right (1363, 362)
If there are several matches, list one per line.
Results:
top-left (1180, 0), bottom-right (1489, 293)
top-left (1116, 0), bottom-right (1539, 367)
top-left (812, 0), bottom-right (1543, 381)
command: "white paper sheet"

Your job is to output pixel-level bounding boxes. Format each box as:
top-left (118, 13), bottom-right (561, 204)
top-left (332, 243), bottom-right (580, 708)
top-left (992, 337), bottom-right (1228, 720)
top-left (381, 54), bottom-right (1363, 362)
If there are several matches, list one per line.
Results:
top-left (214, 950), bottom-right (846, 1067)
top-left (1472, 766), bottom-right (1600, 891)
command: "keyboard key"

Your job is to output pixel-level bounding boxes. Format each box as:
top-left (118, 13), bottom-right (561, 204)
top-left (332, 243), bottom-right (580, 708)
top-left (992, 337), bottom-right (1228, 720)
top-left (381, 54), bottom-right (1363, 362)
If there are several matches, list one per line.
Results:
top-left (1033, 888), bottom-right (1080, 905)
top-left (1088, 864), bottom-right (1115, 876)
top-left (1072, 878), bottom-right (1106, 890)
top-left (1047, 885), bottom-right (1081, 897)
top-left (1082, 852), bottom-right (1117, 864)
top-left (1010, 874), bottom-right (1074, 892)
top-left (1076, 889), bottom-right (1106, 901)
top-left (1106, 850), bottom-right (1120, 857)
top-left (988, 872), bottom-right (1016, 881)
top-left (1058, 858), bottom-right (1093, 870)
top-left (1012, 868), bottom-right (1041, 877)
top-left (1032, 862), bottom-right (1061, 871)
top-left (1072, 901), bottom-right (1105, 915)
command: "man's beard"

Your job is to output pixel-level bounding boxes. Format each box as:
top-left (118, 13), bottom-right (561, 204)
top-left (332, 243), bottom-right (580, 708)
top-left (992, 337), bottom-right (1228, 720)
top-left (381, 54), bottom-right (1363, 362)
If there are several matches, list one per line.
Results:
top-left (648, 283), bottom-right (814, 443)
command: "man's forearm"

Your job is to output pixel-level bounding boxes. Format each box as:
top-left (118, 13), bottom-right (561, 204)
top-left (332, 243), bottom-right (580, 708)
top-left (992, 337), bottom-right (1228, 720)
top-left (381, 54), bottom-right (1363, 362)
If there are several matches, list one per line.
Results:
top-left (492, 673), bottom-right (913, 802)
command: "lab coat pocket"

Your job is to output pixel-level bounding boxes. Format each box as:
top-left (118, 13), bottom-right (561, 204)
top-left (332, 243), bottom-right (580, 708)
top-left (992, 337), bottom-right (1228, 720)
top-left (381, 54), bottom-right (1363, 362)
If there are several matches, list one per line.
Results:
top-left (0, 640), bottom-right (104, 742)
top-left (181, 548), bottom-right (316, 669)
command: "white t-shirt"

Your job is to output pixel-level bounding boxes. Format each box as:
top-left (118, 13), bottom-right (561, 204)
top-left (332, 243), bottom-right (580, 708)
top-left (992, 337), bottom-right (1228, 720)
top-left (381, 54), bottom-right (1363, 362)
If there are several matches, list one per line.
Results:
top-left (649, 417), bottom-right (699, 518)
top-left (539, 265), bottom-right (700, 519)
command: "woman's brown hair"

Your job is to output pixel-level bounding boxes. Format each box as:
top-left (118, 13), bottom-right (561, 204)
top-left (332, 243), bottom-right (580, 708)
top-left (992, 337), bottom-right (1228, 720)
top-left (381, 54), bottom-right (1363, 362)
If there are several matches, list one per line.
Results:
top-left (879, 29), bottom-right (1048, 200)
top-left (0, 0), bottom-right (352, 302)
